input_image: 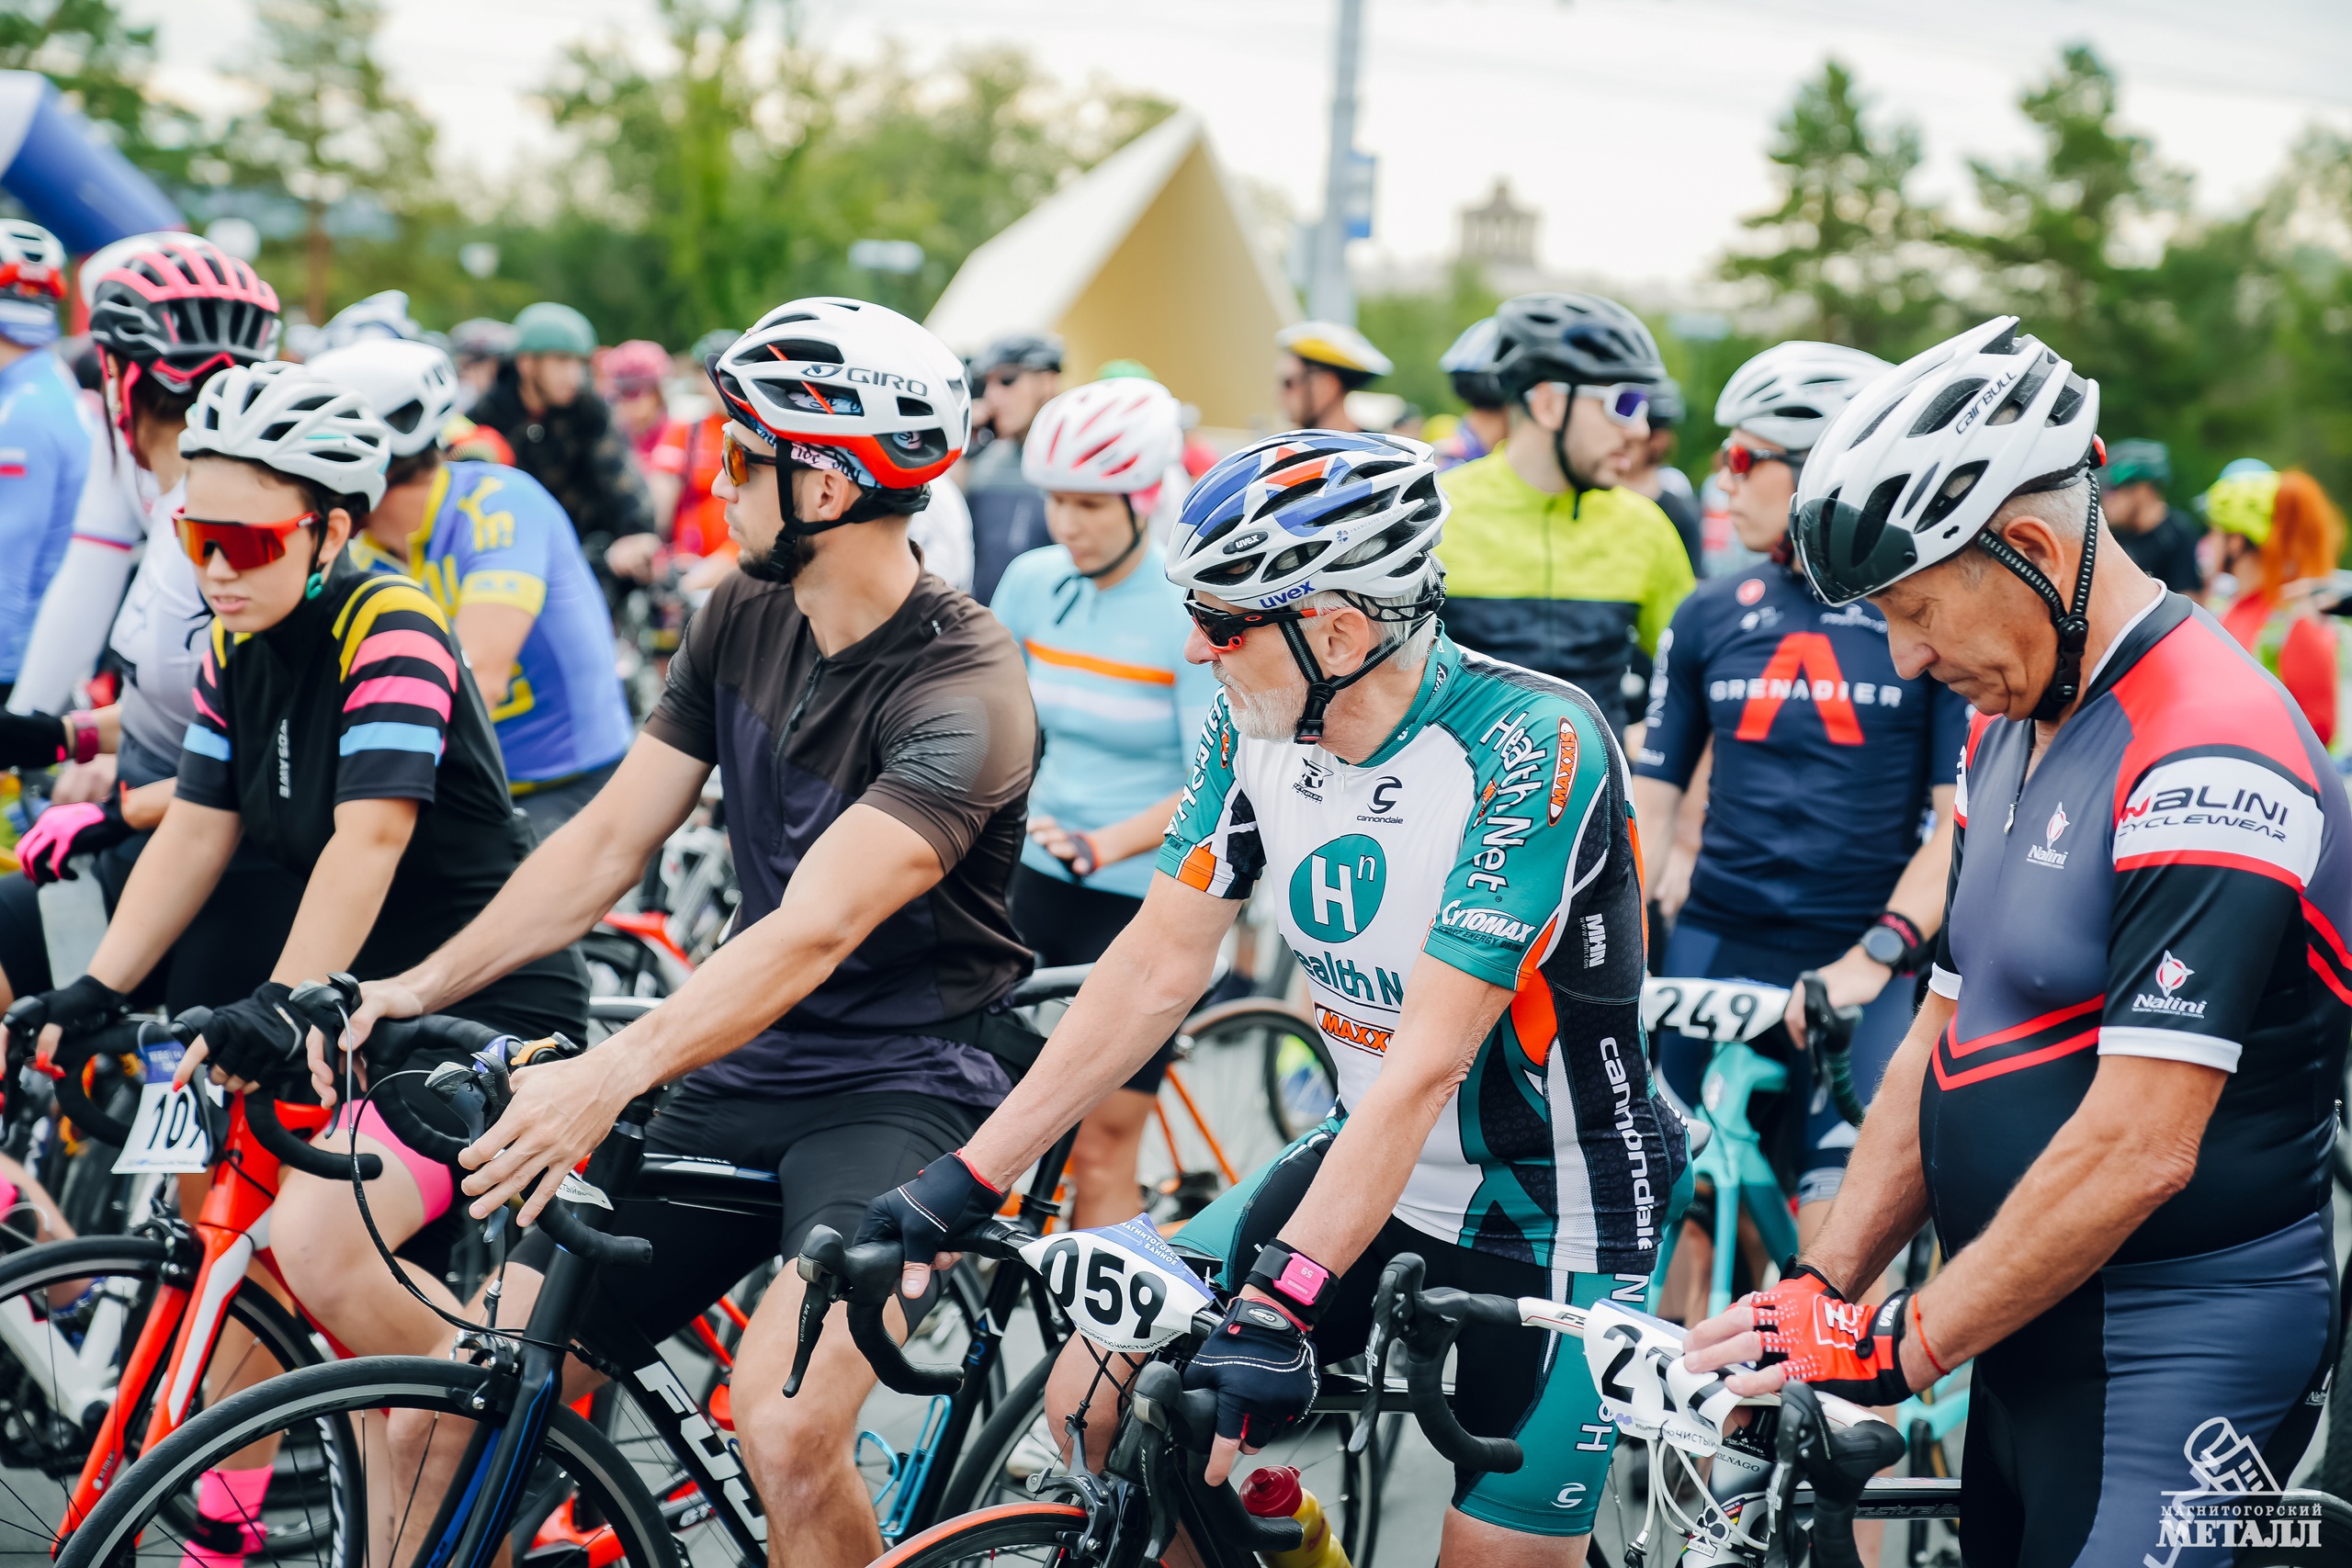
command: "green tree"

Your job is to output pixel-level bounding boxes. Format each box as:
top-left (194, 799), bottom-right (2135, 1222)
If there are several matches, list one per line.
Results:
top-left (1356, 262), bottom-right (1501, 418)
top-left (1719, 59), bottom-right (1949, 358)
top-left (222, 0), bottom-right (435, 324)
top-left (0, 0), bottom-right (215, 186)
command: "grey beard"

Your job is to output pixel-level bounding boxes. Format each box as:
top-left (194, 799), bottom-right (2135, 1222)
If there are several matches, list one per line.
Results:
top-left (1219, 670), bottom-right (1306, 741)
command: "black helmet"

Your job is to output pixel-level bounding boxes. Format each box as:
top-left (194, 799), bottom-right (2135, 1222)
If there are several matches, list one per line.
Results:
top-left (1492, 291), bottom-right (1664, 404)
top-left (971, 331), bottom-right (1064, 378)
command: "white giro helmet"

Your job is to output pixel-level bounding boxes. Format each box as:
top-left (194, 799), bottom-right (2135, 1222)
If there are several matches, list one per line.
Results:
top-left (1713, 341), bottom-right (1892, 454)
top-left (1021, 378), bottom-right (1184, 496)
top-left (180, 361), bottom-right (393, 511)
top-left (707, 297), bottom-right (969, 490)
top-left (1791, 316), bottom-right (2103, 717)
top-left (306, 340), bottom-right (463, 459)
top-left (319, 288), bottom-right (423, 351)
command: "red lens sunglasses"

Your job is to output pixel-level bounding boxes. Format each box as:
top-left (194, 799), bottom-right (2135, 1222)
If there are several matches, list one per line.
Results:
top-left (175, 509), bottom-right (317, 571)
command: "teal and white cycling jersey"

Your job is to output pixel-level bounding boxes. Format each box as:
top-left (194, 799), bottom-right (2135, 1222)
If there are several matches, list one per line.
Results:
top-left (1157, 633), bottom-right (1687, 1275)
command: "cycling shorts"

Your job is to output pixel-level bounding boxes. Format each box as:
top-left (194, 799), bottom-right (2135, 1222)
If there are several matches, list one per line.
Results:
top-left (1655, 919), bottom-right (1913, 1205)
top-left (1960, 1209), bottom-right (2333, 1568)
top-left (1007, 863), bottom-right (1174, 1095)
top-left (322, 1098), bottom-right (453, 1224)
top-left (508, 1086), bottom-right (984, 1345)
top-left (1173, 1117), bottom-right (1686, 1538)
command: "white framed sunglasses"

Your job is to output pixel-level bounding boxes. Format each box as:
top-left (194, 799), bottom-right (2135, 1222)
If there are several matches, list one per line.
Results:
top-left (1578, 383), bottom-right (1652, 426)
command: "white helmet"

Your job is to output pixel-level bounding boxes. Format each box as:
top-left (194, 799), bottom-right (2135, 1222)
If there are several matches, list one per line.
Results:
top-left (306, 340), bottom-right (462, 458)
top-left (707, 297), bottom-right (969, 490)
top-left (1021, 378), bottom-right (1184, 496)
top-left (319, 289), bottom-right (422, 351)
top-left (1791, 317), bottom-right (2102, 718)
top-left (1713, 341), bottom-right (1892, 454)
top-left (180, 361), bottom-right (393, 511)
top-left (1169, 430), bottom-right (1445, 609)
top-left (0, 220), bottom-right (67, 299)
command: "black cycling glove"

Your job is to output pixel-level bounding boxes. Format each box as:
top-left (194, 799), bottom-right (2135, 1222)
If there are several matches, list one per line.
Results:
top-left (0, 711), bottom-right (68, 772)
top-left (1183, 1296), bottom-right (1320, 1449)
top-left (5, 974), bottom-right (129, 1046)
top-left (854, 1150), bottom-right (1004, 1292)
top-left (198, 982), bottom-right (304, 1087)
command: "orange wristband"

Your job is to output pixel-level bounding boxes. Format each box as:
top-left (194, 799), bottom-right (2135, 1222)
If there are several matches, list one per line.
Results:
top-left (1908, 1292), bottom-right (1950, 1378)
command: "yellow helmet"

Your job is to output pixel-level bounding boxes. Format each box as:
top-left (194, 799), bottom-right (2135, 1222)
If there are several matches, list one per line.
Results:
top-left (1276, 320), bottom-right (1393, 379)
top-left (2204, 468), bottom-right (2281, 546)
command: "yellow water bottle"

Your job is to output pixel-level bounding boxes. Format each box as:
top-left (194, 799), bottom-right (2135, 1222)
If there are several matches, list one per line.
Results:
top-left (1239, 1465), bottom-right (1351, 1568)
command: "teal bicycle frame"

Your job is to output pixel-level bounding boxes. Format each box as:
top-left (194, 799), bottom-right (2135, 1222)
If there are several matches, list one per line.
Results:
top-left (1647, 1038), bottom-right (1801, 1318)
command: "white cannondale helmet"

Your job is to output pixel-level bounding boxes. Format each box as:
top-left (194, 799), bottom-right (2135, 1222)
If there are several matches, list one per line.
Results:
top-left (306, 340), bottom-right (463, 459)
top-left (1713, 341), bottom-right (1892, 454)
top-left (1791, 316), bottom-right (2103, 717)
top-left (180, 361), bottom-right (393, 510)
top-left (707, 297), bottom-right (969, 491)
top-left (1021, 378), bottom-right (1184, 496)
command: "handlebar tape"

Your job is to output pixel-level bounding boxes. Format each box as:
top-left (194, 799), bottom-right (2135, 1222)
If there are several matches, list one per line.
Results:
top-left (245, 1096), bottom-right (385, 1181)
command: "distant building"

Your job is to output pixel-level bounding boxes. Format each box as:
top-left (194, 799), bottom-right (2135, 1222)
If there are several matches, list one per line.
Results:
top-left (1459, 179), bottom-right (1538, 269)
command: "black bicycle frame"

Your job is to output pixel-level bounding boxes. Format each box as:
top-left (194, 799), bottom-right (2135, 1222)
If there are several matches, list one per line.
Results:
top-left (406, 1112), bottom-right (1081, 1568)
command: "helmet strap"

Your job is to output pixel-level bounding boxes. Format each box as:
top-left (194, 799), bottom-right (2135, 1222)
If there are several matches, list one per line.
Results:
top-left (1549, 383), bottom-right (1594, 499)
top-left (1279, 611), bottom-right (1408, 747)
top-left (1972, 471), bottom-right (2101, 724)
top-left (1078, 498), bottom-right (1146, 582)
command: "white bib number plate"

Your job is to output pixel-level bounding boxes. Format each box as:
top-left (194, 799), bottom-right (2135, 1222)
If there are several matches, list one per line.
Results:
top-left (114, 1042), bottom-right (215, 1175)
top-left (1582, 1300), bottom-right (1741, 1455)
top-left (1641, 977), bottom-right (1789, 1044)
top-left (1018, 1216), bottom-right (1214, 1353)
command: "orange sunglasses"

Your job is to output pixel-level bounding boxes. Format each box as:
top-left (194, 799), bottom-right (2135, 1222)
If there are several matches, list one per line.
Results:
top-left (175, 509), bottom-right (317, 571)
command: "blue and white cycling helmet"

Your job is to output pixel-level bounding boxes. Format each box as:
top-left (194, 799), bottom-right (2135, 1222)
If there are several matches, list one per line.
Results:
top-left (1440, 317), bottom-right (1503, 408)
top-left (1167, 429), bottom-right (1447, 743)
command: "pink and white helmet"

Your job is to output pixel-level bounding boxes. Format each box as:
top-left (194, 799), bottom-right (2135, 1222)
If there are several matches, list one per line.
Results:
top-left (1021, 378), bottom-right (1184, 507)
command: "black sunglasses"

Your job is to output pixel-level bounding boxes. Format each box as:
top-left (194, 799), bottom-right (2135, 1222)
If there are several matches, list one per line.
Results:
top-left (1183, 594), bottom-right (1322, 649)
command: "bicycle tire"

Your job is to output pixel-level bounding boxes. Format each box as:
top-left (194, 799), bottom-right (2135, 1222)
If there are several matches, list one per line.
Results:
top-left (935, 1352), bottom-right (1058, 1518)
top-left (0, 1234), bottom-right (339, 1556)
top-left (51, 1355), bottom-right (678, 1568)
top-left (872, 1501), bottom-right (1087, 1567)
top-left (1180, 1000), bottom-right (1331, 1144)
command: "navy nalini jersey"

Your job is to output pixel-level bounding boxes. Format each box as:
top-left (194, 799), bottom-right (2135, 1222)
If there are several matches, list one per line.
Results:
top-left (1636, 565), bottom-right (1970, 942)
top-left (1926, 592), bottom-right (2352, 1264)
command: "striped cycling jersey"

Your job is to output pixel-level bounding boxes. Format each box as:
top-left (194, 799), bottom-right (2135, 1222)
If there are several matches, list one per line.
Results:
top-left (176, 564), bottom-right (536, 979)
top-left (349, 460), bottom-right (633, 784)
top-left (990, 543), bottom-right (1216, 898)
top-left (1158, 634), bottom-right (1687, 1274)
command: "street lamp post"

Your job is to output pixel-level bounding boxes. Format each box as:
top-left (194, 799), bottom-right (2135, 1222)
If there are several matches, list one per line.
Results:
top-left (1307, 0), bottom-right (1366, 325)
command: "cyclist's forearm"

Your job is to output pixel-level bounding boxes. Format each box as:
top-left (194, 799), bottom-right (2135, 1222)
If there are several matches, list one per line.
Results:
top-left (1275, 955), bottom-right (1512, 1274)
top-left (269, 800), bottom-right (415, 988)
top-left (1915, 1053), bottom-right (2223, 1368)
top-left (1799, 994), bottom-right (1944, 1292)
top-left (88, 801), bottom-right (243, 996)
top-left (1092, 790), bottom-right (1183, 868)
top-left (962, 878), bottom-right (1230, 1188)
top-left (1630, 776), bottom-right (1684, 894)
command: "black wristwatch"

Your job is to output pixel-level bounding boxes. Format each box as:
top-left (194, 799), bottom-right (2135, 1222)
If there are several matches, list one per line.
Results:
top-left (1860, 911), bottom-right (1925, 971)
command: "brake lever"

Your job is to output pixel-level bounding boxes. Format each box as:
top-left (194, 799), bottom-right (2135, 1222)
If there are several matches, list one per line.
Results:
top-left (785, 1226), bottom-right (854, 1397)
top-left (1351, 1255), bottom-right (1419, 1454)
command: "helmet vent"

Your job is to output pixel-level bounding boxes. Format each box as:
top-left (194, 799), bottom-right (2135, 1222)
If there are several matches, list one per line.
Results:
top-left (897, 397), bottom-right (933, 419)
top-left (1847, 399), bottom-right (1899, 447)
top-left (260, 420), bottom-right (297, 443)
top-left (1776, 402), bottom-right (1823, 421)
top-left (383, 399), bottom-right (424, 434)
top-left (1989, 366), bottom-right (2050, 427)
top-left (2048, 377), bottom-right (2086, 425)
top-left (1193, 512), bottom-right (1246, 550)
top-left (773, 338), bottom-right (842, 364)
top-left (1910, 379), bottom-right (1986, 436)
top-left (1919, 460), bottom-right (1988, 530)
top-left (1848, 476), bottom-right (1907, 566)
top-left (1260, 475), bottom-right (1329, 514)
top-left (1307, 490), bottom-right (1394, 533)
top-left (1268, 542), bottom-right (1330, 578)
top-left (1984, 324), bottom-right (2022, 355)
top-left (1196, 555), bottom-right (1260, 587)
top-left (1329, 522), bottom-right (1418, 573)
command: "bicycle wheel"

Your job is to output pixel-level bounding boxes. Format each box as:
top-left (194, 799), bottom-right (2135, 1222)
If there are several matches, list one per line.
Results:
top-left (874, 1501), bottom-right (1085, 1567)
top-left (1255, 1010), bottom-right (1339, 1143)
top-left (51, 1356), bottom-right (676, 1568)
top-left (936, 1355), bottom-right (1060, 1517)
top-left (0, 1233), bottom-right (336, 1559)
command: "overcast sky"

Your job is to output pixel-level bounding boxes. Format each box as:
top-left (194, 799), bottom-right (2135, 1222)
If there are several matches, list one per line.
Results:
top-left (130, 0), bottom-right (2352, 290)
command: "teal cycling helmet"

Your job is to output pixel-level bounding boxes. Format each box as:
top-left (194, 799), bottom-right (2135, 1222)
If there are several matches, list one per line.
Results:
top-left (512, 301), bottom-right (596, 358)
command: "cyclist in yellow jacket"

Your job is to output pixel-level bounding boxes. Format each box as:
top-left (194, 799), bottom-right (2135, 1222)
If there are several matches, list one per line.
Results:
top-left (1437, 292), bottom-right (1692, 732)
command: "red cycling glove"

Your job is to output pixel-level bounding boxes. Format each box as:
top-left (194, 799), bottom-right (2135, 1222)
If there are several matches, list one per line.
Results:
top-left (1755, 1284), bottom-right (1919, 1404)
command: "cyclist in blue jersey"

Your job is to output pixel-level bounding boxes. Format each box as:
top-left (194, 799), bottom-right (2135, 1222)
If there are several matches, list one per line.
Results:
top-left (312, 340), bottom-right (635, 837)
top-left (991, 376), bottom-right (1207, 1229)
top-left (1431, 317), bottom-right (1506, 472)
top-left (1631, 342), bottom-right (1958, 1263)
top-left (865, 429), bottom-right (1687, 1565)
top-left (1688, 318), bottom-right (2352, 1568)
top-left (0, 220), bottom-right (85, 706)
